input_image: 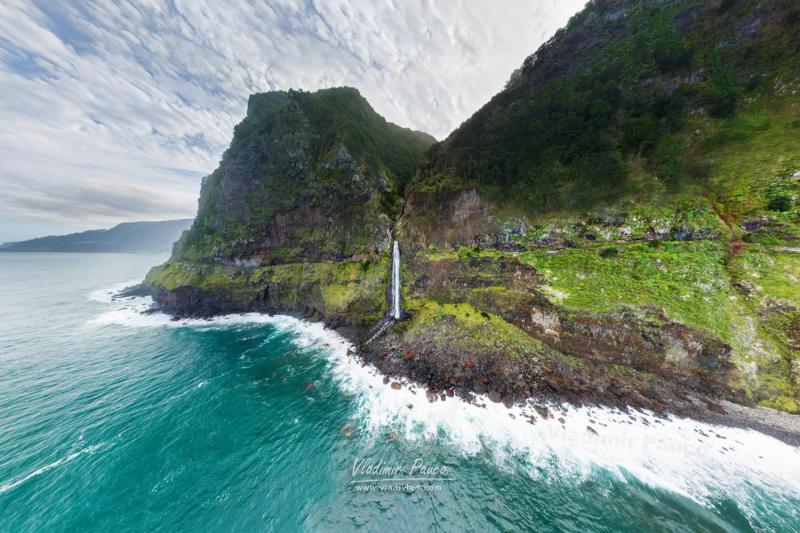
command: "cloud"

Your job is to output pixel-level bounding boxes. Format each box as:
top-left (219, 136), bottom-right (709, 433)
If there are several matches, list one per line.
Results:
top-left (0, 0), bottom-right (586, 241)
top-left (3, 176), bottom-right (197, 223)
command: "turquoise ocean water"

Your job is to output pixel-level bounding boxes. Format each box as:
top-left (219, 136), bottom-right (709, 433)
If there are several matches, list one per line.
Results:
top-left (1, 252), bottom-right (799, 532)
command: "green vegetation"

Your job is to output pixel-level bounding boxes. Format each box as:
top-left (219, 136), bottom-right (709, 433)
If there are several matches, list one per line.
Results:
top-left (416, 0), bottom-right (800, 216)
top-left (143, 2), bottom-right (800, 413)
top-left (227, 88), bottom-right (434, 187)
top-left (769, 196), bottom-right (794, 213)
top-left (414, 241), bottom-right (799, 409)
top-left (393, 1), bottom-right (800, 411)
top-left (146, 258), bottom-right (388, 323)
top-left (289, 88), bottom-right (435, 192)
top-left (598, 246), bottom-right (619, 258)
top-left (731, 247), bottom-right (800, 303)
top-left (517, 241), bottom-right (799, 407)
top-left (695, 103), bottom-right (800, 239)
top-left (421, 246), bottom-right (506, 262)
top-left (178, 87), bottom-right (435, 261)
top-left (519, 241), bottom-right (740, 341)
top-left (395, 299), bottom-right (552, 360)
top-left (760, 395), bottom-right (799, 414)
top-left (728, 246), bottom-right (800, 407)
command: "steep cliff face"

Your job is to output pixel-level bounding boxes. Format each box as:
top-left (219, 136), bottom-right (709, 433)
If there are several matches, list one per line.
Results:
top-left (145, 87), bottom-right (434, 324)
top-left (177, 88), bottom-right (434, 265)
top-left (145, 1), bottom-right (800, 416)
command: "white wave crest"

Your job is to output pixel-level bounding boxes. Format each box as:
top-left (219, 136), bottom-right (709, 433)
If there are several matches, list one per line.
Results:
top-left (220, 312), bottom-right (800, 516)
top-left (88, 279), bottom-right (145, 303)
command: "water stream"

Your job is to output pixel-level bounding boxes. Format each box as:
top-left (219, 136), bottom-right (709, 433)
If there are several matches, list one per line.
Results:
top-left (390, 240), bottom-right (401, 320)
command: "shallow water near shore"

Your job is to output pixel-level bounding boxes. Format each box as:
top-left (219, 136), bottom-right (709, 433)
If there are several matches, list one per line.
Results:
top-left (1, 252), bottom-right (799, 531)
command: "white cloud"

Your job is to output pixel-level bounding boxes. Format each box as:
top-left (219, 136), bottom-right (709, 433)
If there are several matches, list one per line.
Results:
top-left (0, 0), bottom-right (586, 241)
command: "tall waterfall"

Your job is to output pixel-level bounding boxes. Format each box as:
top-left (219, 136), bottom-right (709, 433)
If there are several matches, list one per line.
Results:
top-left (363, 240), bottom-right (402, 344)
top-left (390, 240), bottom-right (401, 320)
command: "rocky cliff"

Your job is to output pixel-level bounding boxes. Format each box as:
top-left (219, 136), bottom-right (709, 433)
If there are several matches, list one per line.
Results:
top-left (143, 0), bottom-right (800, 420)
top-left (146, 87), bottom-right (433, 324)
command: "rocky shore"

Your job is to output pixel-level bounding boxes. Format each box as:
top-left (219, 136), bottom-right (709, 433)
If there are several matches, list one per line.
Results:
top-left (135, 6), bottom-right (800, 446)
top-left (341, 319), bottom-right (800, 446)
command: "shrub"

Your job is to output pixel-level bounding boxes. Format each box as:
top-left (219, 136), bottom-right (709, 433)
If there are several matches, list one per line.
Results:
top-left (599, 246), bottom-right (619, 258)
top-left (717, 0), bottom-right (738, 14)
top-left (768, 195), bottom-right (793, 212)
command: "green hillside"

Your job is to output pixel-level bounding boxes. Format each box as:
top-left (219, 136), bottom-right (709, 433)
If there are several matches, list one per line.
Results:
top-left (418, 0), bottom-right (800, 218)
top-left (179, 87), bottom-right (434, 263)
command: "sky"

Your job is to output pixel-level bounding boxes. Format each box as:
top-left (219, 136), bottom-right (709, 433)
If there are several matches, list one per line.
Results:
top-left (0, 0), bottom-right (586, 243)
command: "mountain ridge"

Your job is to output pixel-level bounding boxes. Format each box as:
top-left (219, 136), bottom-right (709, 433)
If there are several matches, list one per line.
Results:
top-left (1, 219), bottom-right (193, 253)
top-left (413, 0), bottom-right (800, 218)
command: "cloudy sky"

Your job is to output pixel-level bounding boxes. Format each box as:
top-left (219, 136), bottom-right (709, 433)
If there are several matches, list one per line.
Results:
top-left (0, 0), bottom-right (585, 242)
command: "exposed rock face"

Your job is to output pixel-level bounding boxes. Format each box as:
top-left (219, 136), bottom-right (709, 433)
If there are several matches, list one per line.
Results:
top-left (145, 87), bottom-right (434, 325)
top-left (405, 253), bottom-right (736, 398)
top-left (174, 88), bottom-right (434, 266)
top-left (147, 259), bottom-right (388, 326)
top-left (361, 330), bottom-right (737, 416)
top-left (403, 189), bottom-right (497, 251)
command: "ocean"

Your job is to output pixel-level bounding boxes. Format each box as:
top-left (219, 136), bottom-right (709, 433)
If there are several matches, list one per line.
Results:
top-left (0, 252), bottom-right (798, 532)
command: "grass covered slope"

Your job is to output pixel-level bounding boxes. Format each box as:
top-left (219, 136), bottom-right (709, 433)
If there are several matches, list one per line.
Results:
top-left (417, 0), bottom-right (800, 213)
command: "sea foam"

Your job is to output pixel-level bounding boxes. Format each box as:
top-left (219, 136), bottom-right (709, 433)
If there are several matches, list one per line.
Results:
top-left (91, 284), bottom-right (800, 517)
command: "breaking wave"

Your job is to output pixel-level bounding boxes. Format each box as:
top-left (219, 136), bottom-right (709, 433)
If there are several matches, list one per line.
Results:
top-left (91, 283), bottom-right (800, 523)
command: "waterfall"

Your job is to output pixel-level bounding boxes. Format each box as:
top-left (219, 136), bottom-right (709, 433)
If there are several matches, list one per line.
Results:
top-left (390, 240), bottom-right (401, 320)
top-left (363, 240), bottom-right (402, 345)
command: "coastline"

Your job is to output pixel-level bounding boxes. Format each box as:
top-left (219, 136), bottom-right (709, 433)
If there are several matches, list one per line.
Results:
top-left (123, 282), bottom-right (800, 447)
top-left (340, 321), bottom-right (800, 447)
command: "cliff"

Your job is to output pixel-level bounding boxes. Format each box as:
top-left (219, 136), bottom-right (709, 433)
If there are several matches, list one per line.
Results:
top-left (145, 87), bottom-right (434, 324)
top-left (143, 1), bottom-right (800, 420)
